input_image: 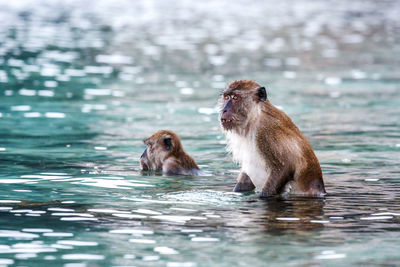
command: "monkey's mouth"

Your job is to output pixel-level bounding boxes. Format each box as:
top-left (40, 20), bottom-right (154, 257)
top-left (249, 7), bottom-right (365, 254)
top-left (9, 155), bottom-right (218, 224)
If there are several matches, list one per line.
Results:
top-left (220, 118), bottom-right (235, 129)
top-left (140, 160), bottom-right (149, 171)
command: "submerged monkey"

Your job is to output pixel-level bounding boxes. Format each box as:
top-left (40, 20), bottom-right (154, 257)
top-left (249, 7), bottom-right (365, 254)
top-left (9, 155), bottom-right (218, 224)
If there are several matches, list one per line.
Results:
top-left (219, 80), bottom-right (326, 197)
top-left (140, 130), bottom-right (201, 175)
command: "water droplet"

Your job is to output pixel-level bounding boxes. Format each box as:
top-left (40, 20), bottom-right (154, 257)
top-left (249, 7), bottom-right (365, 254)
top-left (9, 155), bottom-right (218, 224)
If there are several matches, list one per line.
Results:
top-left (310, 220), bottom-right (329, 224)
top-left (19, 89), bottom-right (36, 96)
top-left (180, 88), bottom-right (194, 95)
top-left (44, 81), bottom-right (58, 88)
top-left (62, 254), bottom-right (105, 260)
top-left (85, 88), bottom-right (112, 96)
top-left (198, 107), bottom-right (216, 115)
top-left (24, 112), bottom-right (41, 118)
top-left (43, 232), bottom-right (74, 237)
top-left (315, 251), bottom-right (346, 260)
top-left (11, 105), bottom-right (31, 111)
top-left (22, 229), bottom-right (53, 233)
top-left (283, 71), bottom-right (297, 79)
top-left (364, 178), bottom-right (379, 182)
top-left (96, 54), bottom-right (132, 65)
top-left (276, 217), bottom-right (300, 221)
top-left (45, 112), bottom-right (65, 118)
top-left (57, 240), bottom-right (98, 246)
top-left (38, 90), bottom-right (55, 97)
top-left (154, 247), bottom-right (178, 255)
top-left (325, 77), bottom-right (342, 86)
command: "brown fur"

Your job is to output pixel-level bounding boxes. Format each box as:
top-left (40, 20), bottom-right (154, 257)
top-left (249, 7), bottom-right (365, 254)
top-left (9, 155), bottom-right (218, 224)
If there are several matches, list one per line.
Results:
top-left (140, 130), bottom-right (200, 175)
top-left (219, 80), bottom-right (326, 197)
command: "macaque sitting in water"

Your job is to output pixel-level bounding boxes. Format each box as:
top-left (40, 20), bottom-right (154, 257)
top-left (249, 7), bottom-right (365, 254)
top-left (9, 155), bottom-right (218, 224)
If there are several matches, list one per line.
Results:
top-left (140, 130), bottom-right (201, 175)
top-left (219, 80), bottom-right (326, 197)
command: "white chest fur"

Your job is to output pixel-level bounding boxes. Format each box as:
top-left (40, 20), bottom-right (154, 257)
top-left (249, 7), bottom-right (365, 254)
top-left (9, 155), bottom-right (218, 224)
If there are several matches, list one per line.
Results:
top-left (226, 132), bottom-right (270, 191)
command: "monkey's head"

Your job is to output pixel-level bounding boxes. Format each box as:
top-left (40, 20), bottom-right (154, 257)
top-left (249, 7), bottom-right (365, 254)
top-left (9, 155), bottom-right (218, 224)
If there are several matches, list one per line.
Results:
top-left (219, 80), bottom-right (267, 132)
top-left (140, 130), bottom-right (183, 171)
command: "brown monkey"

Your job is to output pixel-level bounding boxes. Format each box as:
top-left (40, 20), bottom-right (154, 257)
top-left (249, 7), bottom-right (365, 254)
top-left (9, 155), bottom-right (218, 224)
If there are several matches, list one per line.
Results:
top-left (140, 130), bottom-right (201, 175)
top-left (219, 80), bottom-right (326, 197)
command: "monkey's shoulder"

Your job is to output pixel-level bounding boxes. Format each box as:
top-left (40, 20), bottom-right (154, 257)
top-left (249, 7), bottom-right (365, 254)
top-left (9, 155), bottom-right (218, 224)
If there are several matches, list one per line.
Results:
top-left (162, 155), bottom-right (200, 176)
top-left (255, 120), bottom-right (309, 167)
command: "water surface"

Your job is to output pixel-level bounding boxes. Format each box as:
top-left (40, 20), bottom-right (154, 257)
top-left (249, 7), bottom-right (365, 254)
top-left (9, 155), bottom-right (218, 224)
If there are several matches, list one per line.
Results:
top-left (1, 0), bottom-right (400, 266)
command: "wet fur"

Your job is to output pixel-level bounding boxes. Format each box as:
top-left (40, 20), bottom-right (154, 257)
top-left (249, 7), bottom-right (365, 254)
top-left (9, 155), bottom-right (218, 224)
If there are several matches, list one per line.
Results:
top-left (220, 80), bottom-right (326, 197)
top-left (140, 130), bottom-right (200, 176)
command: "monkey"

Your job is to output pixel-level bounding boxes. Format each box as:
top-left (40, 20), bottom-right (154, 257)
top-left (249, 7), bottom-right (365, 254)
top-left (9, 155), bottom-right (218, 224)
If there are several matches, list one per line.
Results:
top-left (140, 130), bottom-right (201, 175)
top-left (219, 80), bottom-right (326, 197)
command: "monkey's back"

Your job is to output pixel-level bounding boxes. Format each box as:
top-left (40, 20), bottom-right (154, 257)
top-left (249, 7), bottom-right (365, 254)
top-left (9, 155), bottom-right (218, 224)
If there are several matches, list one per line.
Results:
top-left (257, 102), bottom-right (326, 196)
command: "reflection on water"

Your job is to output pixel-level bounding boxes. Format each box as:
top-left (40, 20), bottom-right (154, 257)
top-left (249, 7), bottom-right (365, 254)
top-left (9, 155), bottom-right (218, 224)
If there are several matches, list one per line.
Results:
top-left (1, 0), bottom-right (400, 266)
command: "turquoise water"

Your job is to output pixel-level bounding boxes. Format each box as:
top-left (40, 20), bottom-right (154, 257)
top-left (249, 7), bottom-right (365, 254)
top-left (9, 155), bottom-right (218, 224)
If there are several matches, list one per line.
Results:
top-left (1, 0), bottom-right (400, 266)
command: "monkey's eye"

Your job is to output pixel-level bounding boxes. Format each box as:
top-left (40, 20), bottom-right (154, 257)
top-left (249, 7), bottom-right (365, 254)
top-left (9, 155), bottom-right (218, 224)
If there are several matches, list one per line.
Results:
top-left (224, 95), bottom-right (230, 100)
top-left (232, 95), bottom-right (238, 100)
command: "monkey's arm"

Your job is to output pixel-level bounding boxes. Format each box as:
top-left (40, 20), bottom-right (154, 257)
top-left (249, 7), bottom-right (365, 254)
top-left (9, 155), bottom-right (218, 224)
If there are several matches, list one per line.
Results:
top-left (233, 171), bottom-right (255, 192)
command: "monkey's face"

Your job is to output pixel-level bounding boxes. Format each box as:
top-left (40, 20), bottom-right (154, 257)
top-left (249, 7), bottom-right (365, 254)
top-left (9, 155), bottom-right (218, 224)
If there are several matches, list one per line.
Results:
top-left (219, 82), bottom-right (267, 132)
top-left (140, 131), bottom-right (174, 171)
top-left (139, 148), bottom-right (151, 171)
top-left (219, 90), bottom-right (247, 131)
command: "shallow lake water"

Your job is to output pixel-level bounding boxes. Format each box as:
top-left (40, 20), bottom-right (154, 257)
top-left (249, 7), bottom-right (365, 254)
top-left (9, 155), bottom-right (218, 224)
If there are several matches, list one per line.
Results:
top-left (1, 0), bottom-right (400, 266)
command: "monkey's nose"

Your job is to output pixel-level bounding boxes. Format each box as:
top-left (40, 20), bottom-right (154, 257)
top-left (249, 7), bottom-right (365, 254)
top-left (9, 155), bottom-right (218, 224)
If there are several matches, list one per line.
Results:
top-left (221, 109), bottom-right (232, 118)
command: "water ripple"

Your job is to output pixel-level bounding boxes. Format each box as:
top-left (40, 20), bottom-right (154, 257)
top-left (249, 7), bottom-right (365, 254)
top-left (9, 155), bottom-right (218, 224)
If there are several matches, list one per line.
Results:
top-left (0, 0), bottom-right (399, 266)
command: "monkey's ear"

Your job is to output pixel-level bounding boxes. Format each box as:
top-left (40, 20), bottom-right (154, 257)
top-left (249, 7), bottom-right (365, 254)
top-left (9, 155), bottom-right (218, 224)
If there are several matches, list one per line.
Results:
top-left (163, 136), bottom-right (172, 150)
top-left (257, 87), bottom-right (267, 102)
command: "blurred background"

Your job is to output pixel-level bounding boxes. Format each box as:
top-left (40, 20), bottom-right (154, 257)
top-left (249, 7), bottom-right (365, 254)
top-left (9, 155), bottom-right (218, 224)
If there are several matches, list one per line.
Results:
top-left (0, 0), bottom-right (400, 266)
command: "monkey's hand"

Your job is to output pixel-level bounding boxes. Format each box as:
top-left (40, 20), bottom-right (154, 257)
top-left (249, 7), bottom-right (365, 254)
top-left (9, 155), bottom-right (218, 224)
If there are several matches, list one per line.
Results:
top-left (233, 172), bottom-right (255, 192)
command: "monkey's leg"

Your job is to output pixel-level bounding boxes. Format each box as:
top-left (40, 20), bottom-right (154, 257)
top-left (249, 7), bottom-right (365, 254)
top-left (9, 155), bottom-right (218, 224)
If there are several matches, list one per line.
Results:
top-left (259, 171), bottom-right (290, 198)
top-left (233, 171), bottom-right (255, 192)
